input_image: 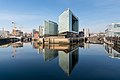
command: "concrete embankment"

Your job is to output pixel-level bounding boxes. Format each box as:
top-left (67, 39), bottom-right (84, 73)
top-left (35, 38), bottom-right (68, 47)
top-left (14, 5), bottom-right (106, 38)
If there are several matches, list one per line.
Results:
top-left (36, 37), bottom-right (86, 44)
top-left (104, 39), bottom-right (114, 45)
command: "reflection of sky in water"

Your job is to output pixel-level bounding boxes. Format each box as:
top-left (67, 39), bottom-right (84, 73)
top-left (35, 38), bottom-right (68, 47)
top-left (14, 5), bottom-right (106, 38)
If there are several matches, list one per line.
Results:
top-left (0, 42), bottom-right (120, 80)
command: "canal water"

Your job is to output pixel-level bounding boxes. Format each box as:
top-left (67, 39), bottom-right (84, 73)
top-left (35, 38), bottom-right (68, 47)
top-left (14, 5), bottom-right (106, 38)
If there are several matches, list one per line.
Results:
top-left (0, 42), bottom-right (120, 80)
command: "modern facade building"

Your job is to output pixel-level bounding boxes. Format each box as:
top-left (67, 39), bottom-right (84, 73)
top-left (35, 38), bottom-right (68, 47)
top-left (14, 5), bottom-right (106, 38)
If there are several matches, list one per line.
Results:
top-left (79, 31), bottom-right (84, 37)
top-left (23, 33), bottom-right (32, 37)
top-left (16, 30), bottom-right (23, 36)
top-left (34, 31), bottom-right (39, 39)
top-left (0, 31), bottom-right (2, 38)
top-left (0, 30), bottom-right (10, 38)
top-left (105, 23), bottom-right (120, 37)
top-left (83, 28), bottom-right (90, 38)
top-left (44, 20), bottom-right (58, 36)
top-left (32, 29), bottom-right (36, 37)
top-left (12, 29), bottom-right (23, 37)
top-left (39, 25), bottom-right (44, 37)
top-left (59, 8), bottom-right (79, 33)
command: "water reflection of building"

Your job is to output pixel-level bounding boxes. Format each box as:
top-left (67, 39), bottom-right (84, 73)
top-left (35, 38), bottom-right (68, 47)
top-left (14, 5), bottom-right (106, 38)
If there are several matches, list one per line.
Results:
top-left (59, 48), bottom-right (79, 76)
top-left (43, 49), bottom-right (58, 61)
top-left (33, 43), bottom-right (80, 75)
top-left (0, 41), bottom-right (23, 48)
top-left (84, 43), bottom-right (90, 48)
top-left (11, 41), bottom-right (23, 57)
top-left (0, 44), bottom-right (10, 48)
top-left (12, 41), bottom-right (23, 48)
top-left (104, 43), bottom-right (120, 59)
top-left (32, 42), bottom-right (85, 75)
top-left (39, 44), bottom-right (80, 53)
top-left (0, 41), bottom-right (31, 57)
top-left (33, 42), bottom-right (39, 49)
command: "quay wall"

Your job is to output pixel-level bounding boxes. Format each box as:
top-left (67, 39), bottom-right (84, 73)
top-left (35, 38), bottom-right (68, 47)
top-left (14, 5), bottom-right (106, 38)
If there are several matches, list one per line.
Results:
top-left (37, 37), bottom-right (85, 44)
top-left (0, 38), bottom-right (20, 46)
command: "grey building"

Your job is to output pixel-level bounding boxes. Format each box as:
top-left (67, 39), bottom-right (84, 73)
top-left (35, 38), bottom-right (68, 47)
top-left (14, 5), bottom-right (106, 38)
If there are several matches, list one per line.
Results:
top-left (59, 8), bottom-right (79, 33)
top-left (83, 28), bottom-right (90, 38)
top-left (0, 30), bottom-right (4, 38)
top-left (32, 29), bottom-right (36, 37)
top-left (79, 31), bottom-right (84, 37)
top-left (44, 20), bottom-right (58, 36)
top-left (39, 25), bottom-right (44, 37)
top-left (105, 23), bottom-right (120, 37)
top-left (0, 30), bottom-right (10, 38)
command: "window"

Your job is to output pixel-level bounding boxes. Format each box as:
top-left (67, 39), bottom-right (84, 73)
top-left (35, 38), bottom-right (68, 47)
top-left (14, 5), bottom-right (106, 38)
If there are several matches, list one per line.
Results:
top-left (114, 24), bottom-right (120, 28)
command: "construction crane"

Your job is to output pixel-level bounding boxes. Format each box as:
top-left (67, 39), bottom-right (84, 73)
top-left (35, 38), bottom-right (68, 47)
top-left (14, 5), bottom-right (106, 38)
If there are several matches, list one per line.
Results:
top-left (12, 22), bottom-right (17, 36)
top-left (12, 22), bottom-right (23, 30)
top-left (12, 22), bottom-right (23, 36)
top-left (12, 22), bottom-right (16, 30)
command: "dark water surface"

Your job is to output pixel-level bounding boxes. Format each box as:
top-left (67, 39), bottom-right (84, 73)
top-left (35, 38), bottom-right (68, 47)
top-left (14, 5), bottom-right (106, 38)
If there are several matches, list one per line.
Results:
top-left (0, 42), bottom-right (120, 80)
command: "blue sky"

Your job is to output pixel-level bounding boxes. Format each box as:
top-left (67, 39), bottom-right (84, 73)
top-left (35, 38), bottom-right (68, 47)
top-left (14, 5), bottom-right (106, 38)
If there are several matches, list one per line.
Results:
top-left (0, 0), bottom-right (120, 33)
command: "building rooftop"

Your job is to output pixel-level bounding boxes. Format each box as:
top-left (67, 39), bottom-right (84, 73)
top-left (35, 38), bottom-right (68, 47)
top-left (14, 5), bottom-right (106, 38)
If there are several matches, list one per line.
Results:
top-left (62, 8), bottom-right (78, 19)
top-left (45, 20), bottom-right (58, 24)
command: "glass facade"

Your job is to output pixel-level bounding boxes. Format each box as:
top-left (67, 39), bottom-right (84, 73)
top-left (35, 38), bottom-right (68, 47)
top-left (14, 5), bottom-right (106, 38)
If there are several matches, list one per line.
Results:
top-left (44, 20), bottom-right (58, 36)
top-left (59, 8), bottom-right (79, 33)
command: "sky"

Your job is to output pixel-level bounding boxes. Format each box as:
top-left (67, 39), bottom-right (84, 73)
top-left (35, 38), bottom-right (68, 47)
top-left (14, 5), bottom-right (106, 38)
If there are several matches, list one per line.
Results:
top-left (0, 0), bottom-right (120, 33)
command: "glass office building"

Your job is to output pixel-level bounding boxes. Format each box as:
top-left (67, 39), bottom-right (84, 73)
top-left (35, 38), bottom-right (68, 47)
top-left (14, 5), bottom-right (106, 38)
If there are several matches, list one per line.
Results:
top-left (44, 20), bottom-right (58, 36)
top-left (59, 8), bottom-right (79, 33)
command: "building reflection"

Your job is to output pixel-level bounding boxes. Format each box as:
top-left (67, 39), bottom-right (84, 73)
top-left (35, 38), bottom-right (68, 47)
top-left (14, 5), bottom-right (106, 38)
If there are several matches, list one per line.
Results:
top-left (0, 43), bottom-right (10, 48)
top-left (33, 41), bottom-right (39, 49)
top-left (84, 43), bottom-right (90, 48)
top-left (59, 47), bottom-right (79, 76)
top-left (0, 41), bottom-right (23, 48)
top-left (12, 41), bottom-right (23, 48)
top-left (0, 41), bottom-right (24, 57)
top-left (33, 42), bottom-right (82, 76)
top-left (11, 41), bottom-right (32, 57)
top-left (43, 49), bottom-right (58, 61)
top-left (11, 41), bottom-right (23, 57)
top-left (104, 43), bottom-right (120, 59)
